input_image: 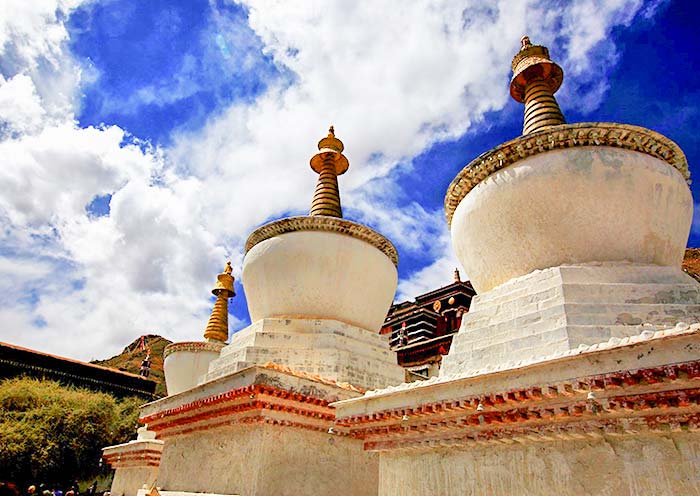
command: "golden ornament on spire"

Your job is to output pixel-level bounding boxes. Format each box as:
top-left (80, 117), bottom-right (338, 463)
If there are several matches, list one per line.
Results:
top-left (510, 36), bottom-right (566, 135)
top-left (454, 268), bottom-right (461, 283)
top-left (316, 125), bottom-right (345, 154)
top-left (203, 261), bottom-right (235, 343)
top-left (309, 125), bottom-right (349, 218)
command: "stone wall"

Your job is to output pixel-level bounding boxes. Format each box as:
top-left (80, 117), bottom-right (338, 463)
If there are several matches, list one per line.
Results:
top-left (378, 432), bottom-right (700, 496)
top-left (110, 467), bottom-right (160, 496)
top-left (156, 423), bottom-right (377, 496)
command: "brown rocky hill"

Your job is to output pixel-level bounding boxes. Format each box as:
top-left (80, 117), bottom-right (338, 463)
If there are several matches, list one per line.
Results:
top-left (683, 248), bottom-right (700, 282)
top-left (93, 334), bottom-right (171, 397)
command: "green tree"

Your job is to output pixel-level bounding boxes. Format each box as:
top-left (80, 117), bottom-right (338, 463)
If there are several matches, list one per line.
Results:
top-left (0, 377), bottom-right (141, 487)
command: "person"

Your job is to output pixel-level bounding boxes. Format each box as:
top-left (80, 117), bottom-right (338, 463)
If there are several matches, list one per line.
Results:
top-left (25, 486), bottom-right (35, 496)
top-left (0, 483), bottom-right (19, 496)
top-left (139, 352), bottom-right (152, 378)
top-left (86, 483), bottom-right (97, 496)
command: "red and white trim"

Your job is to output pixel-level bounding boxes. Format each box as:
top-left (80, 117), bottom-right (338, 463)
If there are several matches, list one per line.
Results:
top-left (336, 361), bottom-right (700, 450)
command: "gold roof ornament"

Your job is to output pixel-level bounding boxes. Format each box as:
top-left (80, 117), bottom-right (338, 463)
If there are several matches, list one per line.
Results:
top-left (212, 261), bottom-right (235, 297)
top-left (510, 36), bottom-right (566, 135)
top-left (454, 268), bottom-right (461, 283)
top-left (317, 125), bottom-right (345, 154)
top-left (309, 125), bottom-right (349, 217)
top-left (203, 261), bottom-right (235, 343)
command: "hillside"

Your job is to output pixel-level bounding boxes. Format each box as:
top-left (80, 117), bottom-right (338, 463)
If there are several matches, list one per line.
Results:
top-left (683, 248), bottom-right (700, 282)
top-left (92, 334), bottom-right (171, 397)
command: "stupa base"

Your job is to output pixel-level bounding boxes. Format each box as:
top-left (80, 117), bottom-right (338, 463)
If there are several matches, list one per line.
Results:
top-left (334, 324), bottom-right (700, 496)
top-left (205, 318), bottom-right (404, 390)
top-left (135, 364), bottom-right (378, 496)
top-left (103, 428), bottom-right (163, 496)
top-left (441, 263), bottom-right (700, 378)
top-left (376, 431), bottom-right (699, 496)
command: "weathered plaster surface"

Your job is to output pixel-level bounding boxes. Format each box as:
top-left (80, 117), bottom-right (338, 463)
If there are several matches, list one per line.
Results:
top-left (110, 467), bottom-right (160, 496)
top-left (157, 424), bottom-right (377, 496)
top-left (104, 431), bottom-right (163, 496)
top-left (441, 263), bottom-right (700, 377)
top-left (451, 147), bottom-right (692, 293)
top-left (378, 432), bottom-right (700, 496)
top-left (206, 318), bottom-right (404, 390)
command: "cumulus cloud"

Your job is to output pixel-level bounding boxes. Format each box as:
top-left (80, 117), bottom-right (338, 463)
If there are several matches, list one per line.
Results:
top-left (171, 0), bottom-right (649, 292)
top-left (0, 0), bottom-right (239, 359)
top-left (0, 74), bottom-right (46, 135)
top-left (0, 0), bottom-right (85, 122)
top-left (0, 0), bottom-right (652, 360)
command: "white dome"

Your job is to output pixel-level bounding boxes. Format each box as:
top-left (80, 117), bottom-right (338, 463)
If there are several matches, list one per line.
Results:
top-left (243, 217), bottom-right (398, 332)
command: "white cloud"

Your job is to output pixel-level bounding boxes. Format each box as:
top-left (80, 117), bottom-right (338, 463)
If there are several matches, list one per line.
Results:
top-left (0, 74), bottom-right (46, 135)
top-left (395, 221), bottom-right (462, 302)
top-left (0, 0), bottom-right (86, 122)
top-left (0, 0), bottom-right (652, 360)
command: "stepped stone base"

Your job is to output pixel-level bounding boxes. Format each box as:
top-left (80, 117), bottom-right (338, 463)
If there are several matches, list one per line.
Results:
top-left (103, 428), bottom-right (163, 496)
top-left (138, 364), bottom-right (377, 496)
top-left (442, 263), bottom-right (700, 377)
top-left (205, 318), bottom-right (404, 390)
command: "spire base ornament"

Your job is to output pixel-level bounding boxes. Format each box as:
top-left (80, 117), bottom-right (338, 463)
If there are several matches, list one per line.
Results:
top-left (510, 36), bottom-right (566, 135)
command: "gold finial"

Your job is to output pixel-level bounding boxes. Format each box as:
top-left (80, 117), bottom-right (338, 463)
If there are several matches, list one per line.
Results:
top-left (454, 268), bottom-right (461, 282)
top-left (316, 124), bottom-right (345, 154)
top-left (510, 36), bottom-right (565, 135)
top-left (204, 261), bottom-right (235, 342)
top-left (520, 35), bottom-right (532, 50)
top-left (309, 125), bottom-right (350, 217)
top-left (212, 261), bottom-right (235, 297)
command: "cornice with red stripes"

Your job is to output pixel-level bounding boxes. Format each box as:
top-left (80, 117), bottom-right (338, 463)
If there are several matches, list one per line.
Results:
top-left (336, 361), bottom-right (700, 450)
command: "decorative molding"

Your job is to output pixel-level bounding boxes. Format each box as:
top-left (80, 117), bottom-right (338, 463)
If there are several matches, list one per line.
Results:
top-left (245, 216), bottom-right (399, 267)
top-left (363, 413), bottom-right (699, 452)
top-left (163, 341), bottom-right (225, 359)
top-left (102, 448), bottom-right (162, 469)
top-left (336, 360), bottom-right (700, 450)
top-left (140, 384), bottom-right (339, 439)
top-left (360, 323), bottom-right (700, 399)
top-left (444, 122), bottom-right (690, 226)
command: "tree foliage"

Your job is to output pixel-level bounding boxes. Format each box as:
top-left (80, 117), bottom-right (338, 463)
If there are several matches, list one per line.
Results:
top-left (0, 377), bottom-right (142, 486)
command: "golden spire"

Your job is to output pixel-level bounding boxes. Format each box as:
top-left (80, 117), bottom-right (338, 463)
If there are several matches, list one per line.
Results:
top-left (203, 261), bottom-right (235, 343)
top-left (454, 268), bottom-right (461, 283)
top-left (309, 125), bottom-right (349, 218)
top-left (510, 36), bottom-right (566, 135)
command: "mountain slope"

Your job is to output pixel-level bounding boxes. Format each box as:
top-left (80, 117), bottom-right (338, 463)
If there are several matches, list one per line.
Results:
top-left (683, 248), bottom-right (700, 282)
top-left (92, 334), bottom-right (171, 397)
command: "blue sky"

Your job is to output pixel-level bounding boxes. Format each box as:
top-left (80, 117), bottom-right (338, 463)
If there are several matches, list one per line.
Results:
top-left (0, 0), bottom-right (698, 360)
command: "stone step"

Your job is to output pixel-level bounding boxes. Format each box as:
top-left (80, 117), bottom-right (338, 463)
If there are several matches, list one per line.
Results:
top-left (561, 283), bottom-right (700, 304)
top-left (563, 303), bottom-right (700, 326)
top-left (223, 331), bottom-right (395, 361)
top-left (462, 300), bottom-right (700, 333)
